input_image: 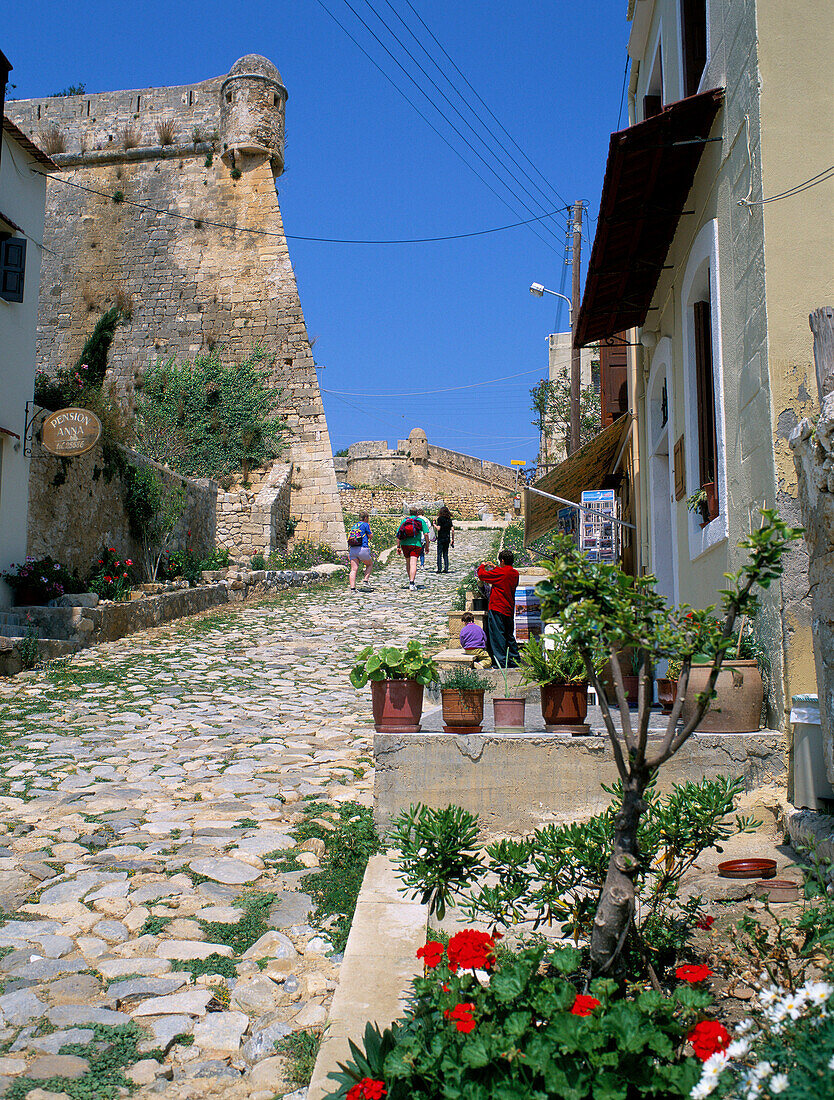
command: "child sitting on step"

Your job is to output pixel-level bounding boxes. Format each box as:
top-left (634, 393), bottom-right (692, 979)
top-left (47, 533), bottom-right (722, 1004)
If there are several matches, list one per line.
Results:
top-left (459, 612), bottom-right (492, 669)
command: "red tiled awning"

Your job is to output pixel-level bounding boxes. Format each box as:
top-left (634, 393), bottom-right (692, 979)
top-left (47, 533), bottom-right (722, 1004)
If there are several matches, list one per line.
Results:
top-left (575, 88), bottom-right (724, 348)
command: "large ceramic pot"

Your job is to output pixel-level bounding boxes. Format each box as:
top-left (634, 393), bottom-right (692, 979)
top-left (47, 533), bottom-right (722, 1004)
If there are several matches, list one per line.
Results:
top-left (441, 688), bottom-right (485, 733)
top-left (493, 697), bottom-right (526, 734)
top-left (370, 679), bottom-right (424, 733)
top-left (681, 660), bottom-right (764, 733)
top-left (540, 681), bottom-right (589, 734)
top-left (657, 678), bottom-right (677, 715)
top-left (13, 586), bottom-right (45, 607)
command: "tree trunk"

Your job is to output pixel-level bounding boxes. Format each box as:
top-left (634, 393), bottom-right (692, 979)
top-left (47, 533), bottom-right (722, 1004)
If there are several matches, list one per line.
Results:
top-left (811, 307), bottom-right (834, 402)
top-left (589, 770), bottom-right (649, 974)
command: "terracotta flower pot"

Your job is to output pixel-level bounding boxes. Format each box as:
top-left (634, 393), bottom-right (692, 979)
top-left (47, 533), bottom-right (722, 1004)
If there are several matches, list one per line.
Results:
top-left (657, 678), bottom-right (677, 715)
top-left (540, 682), bottom-right (590, 734)
top-left (370, 679), bottom-right (424, 733)
top-left (13, 585), bottom-right (46, 607)
top-left (681, 660), bottom-right (763, 733)
top-left (622, 675), bottom-right (640, 704)
top-left (441, 688), bottom-right (485, 733)
top-left (493, 697), bottom-right (526, 734)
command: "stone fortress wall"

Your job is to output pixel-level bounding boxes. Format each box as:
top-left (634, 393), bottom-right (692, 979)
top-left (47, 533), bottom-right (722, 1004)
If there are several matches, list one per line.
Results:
top-left (8, 55), bottom-right (344, 554)
top-left (335, 428), bottom-right (521, 513)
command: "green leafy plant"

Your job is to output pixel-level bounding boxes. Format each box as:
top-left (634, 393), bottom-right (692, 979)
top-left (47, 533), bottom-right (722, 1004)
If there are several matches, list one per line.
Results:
top-left (230, 166), bottom-right (242, 180)
top-left (349, 641), bottom-right (439, 688)
top-left (267, 540), bottom-right (340, 570)
top-left (250, 552), bottom-right (266, 571)
top-left (439, 667), bottom-right (492, 691)
top-left (518, 633), bottom-right (592, 685)
top-left (686, 488), bottom-right (708, 513)
top-left (14, 617), bottom-right (40, 670)
top-left (87, 547), bottom-right (139, 601)
top-left (324, 942), bottom-right (705, 1100)
top-left (531, 374), bottom-right (601, 469)
top-left (1, 556), bottom-right (84, 604)
top-left (172, 952), bottom-right (237, 981)
top-left (532, 510), bottom-right (801, 975)
top-left (276, 1029), bottom-right (323, 1088)
top-left (391, 804), bottom-right (483, 921)
top-left (198, 892), bottom-right (275, 954)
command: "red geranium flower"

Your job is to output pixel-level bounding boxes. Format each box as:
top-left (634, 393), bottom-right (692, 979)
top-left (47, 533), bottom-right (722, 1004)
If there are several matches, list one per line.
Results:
top-left (571, 994), bottom-right (601, 1017)
top-left (446, 929), bottom-right (497, 973)
top-left (346, 1079), bottom-right (387, 1100)
top-left (687, 1020), bottom-right (731, 1061)
top-left (444, 1002), bottom-right (476, 1034)
top-left (676, 964), bottom-right (713, 984)
top-left (696, 916), bottom-right (715, 930)
top-left (416, 941), bottom-right (444, 969)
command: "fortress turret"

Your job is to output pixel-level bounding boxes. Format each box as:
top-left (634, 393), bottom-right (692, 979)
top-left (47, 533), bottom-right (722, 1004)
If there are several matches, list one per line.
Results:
top-left (220, 54), bottom-right (287, 175)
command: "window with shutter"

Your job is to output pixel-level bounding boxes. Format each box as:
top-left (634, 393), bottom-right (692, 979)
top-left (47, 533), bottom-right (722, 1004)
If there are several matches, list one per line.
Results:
top-left (0, 236), bottom-right (27, 303)
top-left (681, 0), bottom-right (708, 97)
top-left (693, 297), bottom-right (718, 518)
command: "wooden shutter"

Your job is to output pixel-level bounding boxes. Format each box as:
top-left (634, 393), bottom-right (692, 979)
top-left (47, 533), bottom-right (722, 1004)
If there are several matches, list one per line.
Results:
top-left (681, 0), bottom-right (707, 97)
top-left (693, 299), bottom-right (717, 503)
top-left (600, 337), bottom-right (629, 428)
top-left (0, 236), bottom-right (26, 303)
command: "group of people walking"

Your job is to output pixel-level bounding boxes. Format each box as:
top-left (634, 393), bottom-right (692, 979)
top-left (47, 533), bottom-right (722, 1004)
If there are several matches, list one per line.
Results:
top-left (346, 504), bottom-right (456, 593)
top-left (347, 505), bottom-right (521, 671)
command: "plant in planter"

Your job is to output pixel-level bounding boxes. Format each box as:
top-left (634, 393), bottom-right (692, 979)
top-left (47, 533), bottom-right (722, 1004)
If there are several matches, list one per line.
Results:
top-left (2, 556), bottom-right (84, 605)
top-left (492, 652), bottom-right (525, 733)
top-left (350, 641), bottom-right (439, 732)
top-left (519, 633), bottom-right (597, 733)
top-left (439, 666), bottom-right (492, 733)
top-left (682, 620), bottom-right (766, 732)
top-left (657, 656), bottom-right (681, 714)
top-left (686, 486), bottom-right (717, 527)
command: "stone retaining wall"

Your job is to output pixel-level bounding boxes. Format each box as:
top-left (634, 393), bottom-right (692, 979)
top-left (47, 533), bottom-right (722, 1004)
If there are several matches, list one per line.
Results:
top-left (215, 462), bottom-right (292, 558)
top-left (340, 486), bottom-right (520, 519)
top-left (27, 438), bottom-right (217, 574)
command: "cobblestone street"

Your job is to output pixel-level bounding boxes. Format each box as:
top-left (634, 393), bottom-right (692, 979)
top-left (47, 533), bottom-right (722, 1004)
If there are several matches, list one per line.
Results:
top-left (0, 529), bottom-right (494, 1099)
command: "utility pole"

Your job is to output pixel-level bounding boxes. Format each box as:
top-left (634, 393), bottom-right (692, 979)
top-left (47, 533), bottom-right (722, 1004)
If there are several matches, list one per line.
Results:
top-left (569, 200), bottom-right (584, 455)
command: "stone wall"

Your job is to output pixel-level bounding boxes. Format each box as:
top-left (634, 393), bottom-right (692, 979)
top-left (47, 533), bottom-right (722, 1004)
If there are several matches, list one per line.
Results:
top-left (27, 439), bottom-right (216, 575)
top-left (215, 461), bottom-right (293, 559)
top-left (339, 486), bottom-right (520, 519)
top-left (7, 55), bottom-right (344, 550)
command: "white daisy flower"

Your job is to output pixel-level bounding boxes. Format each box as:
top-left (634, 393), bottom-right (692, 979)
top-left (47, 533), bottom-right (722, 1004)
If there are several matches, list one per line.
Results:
top-left (727, 1038), bottom-right (750, 1058)
top-left (691, 1079), bottom-right (716, 1099)
top-left (753, 1062), bottom-right (773, 1079)
top-left (735, 1019), bottom-right (755, 1035)
top-left (779, 991), bottom-right (806, 1020)
top-left (702, 1052), bottom-right (730, 1080)
top-left (803, 980), bottom-right (833, 1006)
top-left (769, 1073), bottom-right (789, 1094)
top-left (759, 987), bottom-right (780, 1007)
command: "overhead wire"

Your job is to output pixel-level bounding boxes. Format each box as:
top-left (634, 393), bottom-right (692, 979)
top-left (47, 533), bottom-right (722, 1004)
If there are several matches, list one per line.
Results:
top-left (322, 366), bottom-right (541, 397)
top-left (313, 0), bottom-right (564, 256)
top-left (738, 163), bottom-right (834, 208)
top-left (374, 0), bottom-right (569, 220)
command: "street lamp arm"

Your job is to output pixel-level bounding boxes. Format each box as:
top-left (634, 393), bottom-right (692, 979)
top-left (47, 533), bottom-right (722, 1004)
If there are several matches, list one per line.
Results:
top-left (529, 283), bottom-right (573, 322)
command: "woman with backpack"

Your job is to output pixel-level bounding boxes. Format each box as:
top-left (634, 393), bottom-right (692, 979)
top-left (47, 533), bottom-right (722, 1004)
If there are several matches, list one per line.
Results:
top-left (347, 512), bottom-right (374, 592)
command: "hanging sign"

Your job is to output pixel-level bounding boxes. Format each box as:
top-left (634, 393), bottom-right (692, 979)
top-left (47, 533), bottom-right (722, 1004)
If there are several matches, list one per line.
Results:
top-left (510, 459), bottom-right (526, 466)
top-left (41, 407), bottom-right (102, 457)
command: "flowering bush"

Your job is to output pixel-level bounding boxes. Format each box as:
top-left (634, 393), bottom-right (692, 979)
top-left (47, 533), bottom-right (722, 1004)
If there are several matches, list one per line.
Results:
top-left (691, 979), bottom-right (834, 1100)
top-left (87, 548), bottom-right (139, 601)
top-left (1, 556), bottom-right (84, 604)
top-left (324, 939), bottom-right (706, 1099)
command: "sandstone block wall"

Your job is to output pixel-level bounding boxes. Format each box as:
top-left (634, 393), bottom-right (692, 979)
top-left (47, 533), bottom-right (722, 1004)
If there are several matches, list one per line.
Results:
top-left (8, 56), bottom-right (344, 550)
top-left (27, 440), bottom-right (216, 575)
top-left (215, 461), bottom-right (292, 559)
top-left (339, 486), bottom-right (519, 518)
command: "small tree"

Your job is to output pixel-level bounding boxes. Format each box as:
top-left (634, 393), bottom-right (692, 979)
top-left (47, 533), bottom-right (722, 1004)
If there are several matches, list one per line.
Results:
top-left (535, 509), bottom-right (801, 976)
top-left (531, 375), bottom-right (601, 468)
top-left (121, 464), bottom-right (186, 580)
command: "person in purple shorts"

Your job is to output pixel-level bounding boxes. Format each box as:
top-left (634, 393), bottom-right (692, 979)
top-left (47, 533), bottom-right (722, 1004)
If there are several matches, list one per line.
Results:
top-left (459, 612), bottom-right (492, 668)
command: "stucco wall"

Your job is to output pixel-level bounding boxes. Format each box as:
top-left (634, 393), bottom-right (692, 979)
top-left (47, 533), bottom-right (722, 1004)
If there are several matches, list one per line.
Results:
top-left (7, 59), bottom-right (344, 550)
top-left (0, 129), bottom-right (48, 607)
top-left (27, 439), bottom-right (217, 575)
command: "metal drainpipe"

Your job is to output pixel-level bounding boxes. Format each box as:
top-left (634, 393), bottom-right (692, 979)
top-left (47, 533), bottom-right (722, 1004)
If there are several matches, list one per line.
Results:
top-left (627, 58), bottom-right (640, 127)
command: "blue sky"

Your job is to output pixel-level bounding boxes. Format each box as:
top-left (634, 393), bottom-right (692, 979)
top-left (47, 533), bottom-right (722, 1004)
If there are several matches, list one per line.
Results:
top-left (4, 0), bottom-right (629, 465)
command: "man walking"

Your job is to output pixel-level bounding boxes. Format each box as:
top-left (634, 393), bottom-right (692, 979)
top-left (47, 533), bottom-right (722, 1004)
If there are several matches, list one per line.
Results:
top-left (477, 550), bottom-right (520, 668)
top-left (397, 508), bottom-right (425, 591)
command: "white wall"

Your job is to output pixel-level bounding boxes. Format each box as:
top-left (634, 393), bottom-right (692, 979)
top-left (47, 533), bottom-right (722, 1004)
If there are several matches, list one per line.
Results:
top-left (0, 129), bottom-right (48, 607)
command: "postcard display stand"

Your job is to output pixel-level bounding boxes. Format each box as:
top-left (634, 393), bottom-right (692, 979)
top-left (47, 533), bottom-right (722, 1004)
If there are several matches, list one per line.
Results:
top-left (580, 489), bottom-right (619, 564)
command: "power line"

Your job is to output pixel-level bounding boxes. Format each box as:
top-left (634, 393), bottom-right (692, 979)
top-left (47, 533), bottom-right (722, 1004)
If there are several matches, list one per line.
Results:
top-left (373, 0), bottom-right (569, 222)
top-left (33, 169), bottom-right (568, 245)
top-left (322, 366), bottom-right (541, 397)
top-left (738, 163), bottom-right (834, 208)
top-left (399, 0), bottom-right (571, 211)
top-left (314, 0), bottom-right (563, 257)
top-left (616, 53), bottom-right (630, 130)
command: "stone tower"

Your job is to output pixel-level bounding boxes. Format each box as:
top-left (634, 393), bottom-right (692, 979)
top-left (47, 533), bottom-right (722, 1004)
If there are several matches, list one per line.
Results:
top-left (8, 56), bottom-right (344, 549)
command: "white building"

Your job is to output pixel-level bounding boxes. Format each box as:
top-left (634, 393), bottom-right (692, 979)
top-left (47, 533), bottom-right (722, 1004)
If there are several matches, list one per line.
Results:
top-left (0, 52), bottom-right (56, 607)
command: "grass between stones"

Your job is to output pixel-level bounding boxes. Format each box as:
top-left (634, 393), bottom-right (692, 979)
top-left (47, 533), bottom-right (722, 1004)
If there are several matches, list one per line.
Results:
top-left (198, 891), bottom-right (276, 954)
top-left (296, 800), bottom-right (381, 954)
top-left (172, 952), bottom-right (237, 981)
top-left (274, 1029), bottom-right (322, 1090)
top-left (5, 1022), bottom-right (162, 1100)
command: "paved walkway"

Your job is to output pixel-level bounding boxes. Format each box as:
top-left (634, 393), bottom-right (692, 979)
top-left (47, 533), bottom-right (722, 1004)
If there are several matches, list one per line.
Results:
top-left (0, 529), bottom-right (495, 1100)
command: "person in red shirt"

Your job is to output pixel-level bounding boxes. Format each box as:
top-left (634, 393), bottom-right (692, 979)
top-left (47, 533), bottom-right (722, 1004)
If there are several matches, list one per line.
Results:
top-left (477, 550), bottom-right (520, 668)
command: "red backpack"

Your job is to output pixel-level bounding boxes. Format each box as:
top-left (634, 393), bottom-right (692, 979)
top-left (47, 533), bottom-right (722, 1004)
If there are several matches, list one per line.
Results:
top-left (397, 517), bottom-right (419, 540)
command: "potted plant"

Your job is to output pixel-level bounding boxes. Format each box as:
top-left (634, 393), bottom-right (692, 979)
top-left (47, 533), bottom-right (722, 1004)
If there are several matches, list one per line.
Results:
top-left (657, 656), bottom-right (680, 715)
top-left (686, 486), bottom-right (717, 527)
top-left (519, 634), bottom-right (594, 734)
top-left (1, 556), bottom-right (84, 606)
top-left (350, 640), bottom-right (439, 732)
top-left (680, 622), bottom-right (765, 732)
top-left (492, 653), bottom-right (525, 734)
top-left (439, 666), bottom-right (491, 733)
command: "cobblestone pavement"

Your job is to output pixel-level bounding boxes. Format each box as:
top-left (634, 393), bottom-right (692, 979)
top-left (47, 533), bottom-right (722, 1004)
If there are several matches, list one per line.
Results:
top-left (0, 528), bottom-right (495, 1100)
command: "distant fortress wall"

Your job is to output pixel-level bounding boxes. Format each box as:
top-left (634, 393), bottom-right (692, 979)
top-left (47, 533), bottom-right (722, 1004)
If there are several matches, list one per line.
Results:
top-left (8, 55), bottom-right (344, 550)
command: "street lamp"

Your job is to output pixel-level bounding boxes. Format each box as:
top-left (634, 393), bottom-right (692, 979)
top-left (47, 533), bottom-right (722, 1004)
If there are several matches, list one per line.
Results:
top-left (529, 282), bottom-right (573, 325)
top-left (529, 281), bottom-right (580, 455)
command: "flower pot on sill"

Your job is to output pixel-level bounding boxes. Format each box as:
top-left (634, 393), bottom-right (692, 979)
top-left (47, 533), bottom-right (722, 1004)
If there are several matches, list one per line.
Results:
top-left (370, 678), bottom-right (424, 733)
top-left (657, 677), bottom-right (678, 715)
top-left (493, 696), bottom-right (525, 734)
top-left (13, 586), bottom-right (47, 606)
top-left (681, 659), bottom-right (763, 733)
top-left (540, 681), bottom-right (590, 735)
top-left (697, 483), bottom-right (718, 527)
top-left (441, 688), bottom-right (485, 733)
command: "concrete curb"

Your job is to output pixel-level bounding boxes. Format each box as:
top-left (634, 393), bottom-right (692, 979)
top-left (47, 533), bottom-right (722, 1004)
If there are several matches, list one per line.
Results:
top-left (306, 854), bottom-right (427, 1100)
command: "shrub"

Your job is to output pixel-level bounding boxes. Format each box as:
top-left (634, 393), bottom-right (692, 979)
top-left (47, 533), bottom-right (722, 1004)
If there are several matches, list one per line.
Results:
top-left (155, 119), bottom-right (175, 146)
top-left (121, 126), bottom-right (140, 149)
top-left (324, 941), bottom-right (705, 1099)
top-left (87, 548), bottom-right (140, 601)
top-left (1, 556), bottom-right (84, 604)
top-left (34, 306), bottom-right (127, 411)
top-left (518, 632), bottom-right (597, 684)
top-left (39, 128), bottom-right (66, 154)
top-left (267, 541), bottom-right (339, 571)
top-left (250, 553), bottom-right (266, 571)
